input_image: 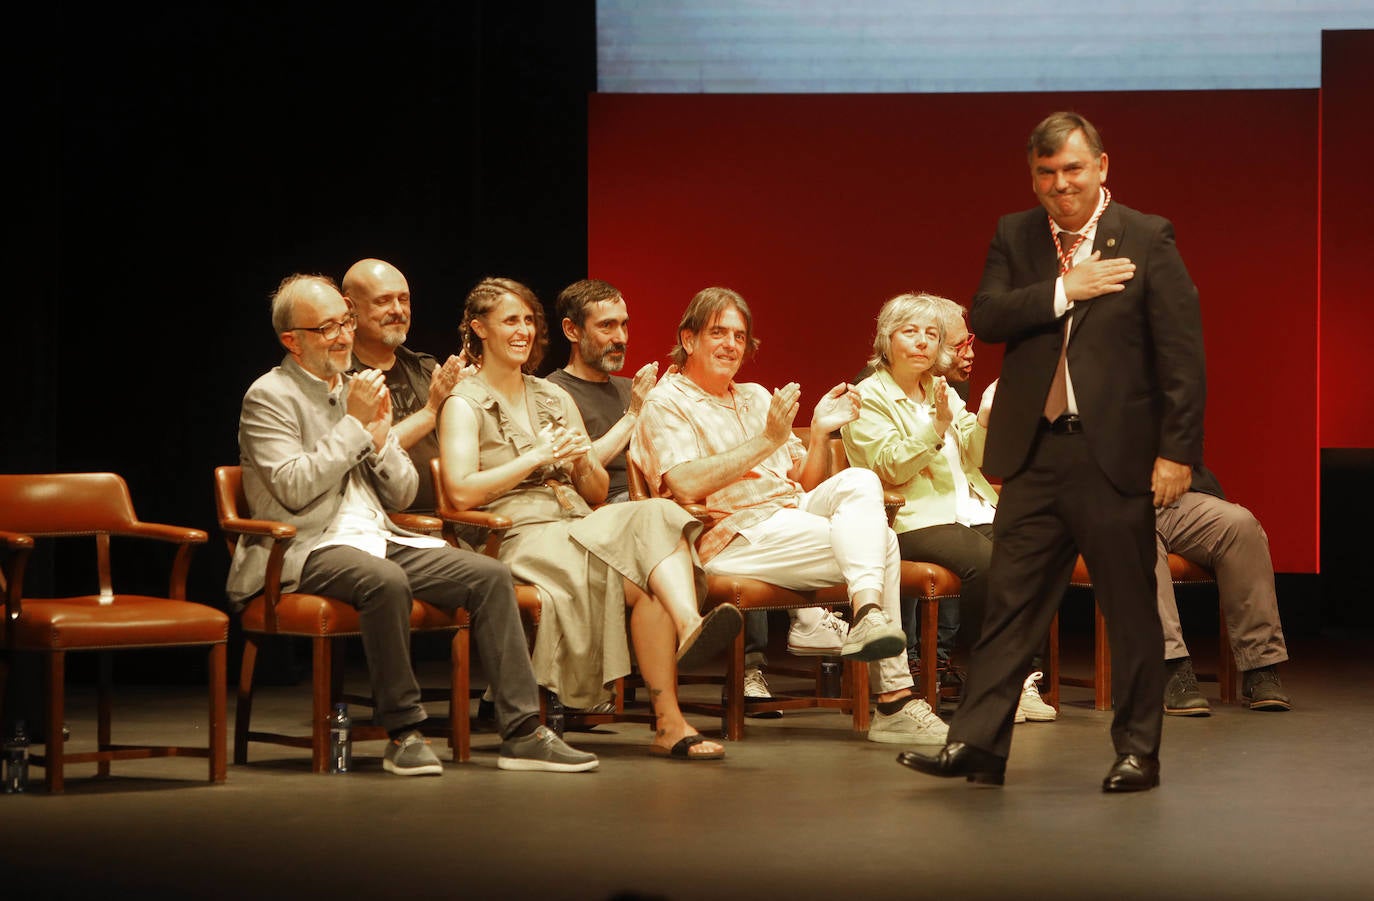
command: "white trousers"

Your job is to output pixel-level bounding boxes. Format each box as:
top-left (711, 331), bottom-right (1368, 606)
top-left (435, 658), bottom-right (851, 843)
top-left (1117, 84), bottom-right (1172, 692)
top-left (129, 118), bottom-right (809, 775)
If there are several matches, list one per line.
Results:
top-left (706, 468), bottom-right (912, 694)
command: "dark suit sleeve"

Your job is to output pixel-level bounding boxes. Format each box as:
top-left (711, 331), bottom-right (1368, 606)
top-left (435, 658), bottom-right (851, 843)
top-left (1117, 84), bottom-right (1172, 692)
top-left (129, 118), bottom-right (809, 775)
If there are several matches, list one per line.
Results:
top-left (1142, 219), bottom-right (1206, 465)
top-left (971, 215), bottom-right (1062, 343)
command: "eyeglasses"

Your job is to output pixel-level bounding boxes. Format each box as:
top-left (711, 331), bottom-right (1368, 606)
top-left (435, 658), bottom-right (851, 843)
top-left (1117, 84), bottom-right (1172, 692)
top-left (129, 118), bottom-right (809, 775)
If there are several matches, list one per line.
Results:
top-left (950, 332), bottom-right (976, 353)
top-left (290, 314), bottom-right (358, 341)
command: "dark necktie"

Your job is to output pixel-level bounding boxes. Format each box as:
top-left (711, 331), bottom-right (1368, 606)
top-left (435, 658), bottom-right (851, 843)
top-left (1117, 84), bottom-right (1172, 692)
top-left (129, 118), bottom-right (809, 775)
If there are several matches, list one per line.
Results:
top-left (1042, 230), bottom-right (1078, 421)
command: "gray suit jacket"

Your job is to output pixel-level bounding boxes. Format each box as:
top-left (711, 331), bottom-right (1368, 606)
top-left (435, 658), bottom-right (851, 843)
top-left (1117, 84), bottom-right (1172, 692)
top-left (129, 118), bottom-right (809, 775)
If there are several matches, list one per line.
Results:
top-left (225, 355), bottom-right (421, 606)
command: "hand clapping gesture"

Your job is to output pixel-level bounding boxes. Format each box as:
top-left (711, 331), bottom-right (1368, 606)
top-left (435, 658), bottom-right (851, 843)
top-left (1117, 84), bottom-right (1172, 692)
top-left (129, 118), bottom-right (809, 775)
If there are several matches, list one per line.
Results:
top-left (929, 377), bottom-right (954, 435)
top-left (428, 352), bottom-right (478, 411)
top-left (976, 378), bottom-right (998, 428)
top-left (811, 382), bottom-right (861, 435)
top-left (763, 382), bottom-right (802, 446)
top-left (347, 369), bottom-right (392, 451)
top-left (627, 361), bottom-right (660, 416)
top-left (534, 423), bottom-right (592, 471)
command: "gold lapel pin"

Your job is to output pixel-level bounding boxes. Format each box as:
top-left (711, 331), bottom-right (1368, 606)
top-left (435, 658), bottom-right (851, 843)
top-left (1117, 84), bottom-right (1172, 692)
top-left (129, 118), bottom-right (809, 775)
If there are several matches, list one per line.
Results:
top-left (1106, 238), bottom-right (1117, 248)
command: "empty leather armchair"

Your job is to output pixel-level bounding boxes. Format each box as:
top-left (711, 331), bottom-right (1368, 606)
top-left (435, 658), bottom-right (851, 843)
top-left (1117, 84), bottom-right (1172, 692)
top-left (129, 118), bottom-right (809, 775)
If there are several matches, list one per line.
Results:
top-left (0, 472), bottom-right (228, 793)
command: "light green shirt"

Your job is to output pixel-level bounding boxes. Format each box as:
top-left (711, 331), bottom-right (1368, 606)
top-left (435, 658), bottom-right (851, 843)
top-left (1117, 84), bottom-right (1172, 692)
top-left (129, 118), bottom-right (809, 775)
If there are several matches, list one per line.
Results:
top-left (842, 368), bottom-right (997, 534)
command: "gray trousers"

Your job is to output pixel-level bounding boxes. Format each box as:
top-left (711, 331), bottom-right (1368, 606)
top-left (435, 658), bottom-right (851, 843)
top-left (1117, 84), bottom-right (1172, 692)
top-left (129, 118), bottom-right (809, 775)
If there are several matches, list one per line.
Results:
top-left (1156, 492), bottom-right (1288, 671)
top-left (299, 542), bottom-right (540, 737)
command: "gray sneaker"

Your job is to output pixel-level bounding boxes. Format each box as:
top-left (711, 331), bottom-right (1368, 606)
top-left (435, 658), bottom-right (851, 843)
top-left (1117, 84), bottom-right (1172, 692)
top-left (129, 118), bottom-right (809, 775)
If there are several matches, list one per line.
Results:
top-left (498, 725), bottom-right (600, 772)
top-left (868, 698), bottom-right (949, 745)
top-left (841, 608), bottom-right (907, 662)
top-left (383, 730), bottom-right (443, 776)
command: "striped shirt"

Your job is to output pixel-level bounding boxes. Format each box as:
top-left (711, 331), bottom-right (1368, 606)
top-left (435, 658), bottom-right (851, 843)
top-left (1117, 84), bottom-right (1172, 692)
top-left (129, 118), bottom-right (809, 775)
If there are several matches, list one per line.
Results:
top-left (629, 372), bottom-right (804, 562)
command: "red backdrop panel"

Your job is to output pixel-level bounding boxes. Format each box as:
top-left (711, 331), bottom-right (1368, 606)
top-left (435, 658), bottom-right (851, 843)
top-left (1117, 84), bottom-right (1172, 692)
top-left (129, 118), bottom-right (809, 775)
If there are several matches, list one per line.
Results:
top-left (1320, 30), bottom-right (1374, 449)
top-left (589, 91), bottom-right (1318, 572)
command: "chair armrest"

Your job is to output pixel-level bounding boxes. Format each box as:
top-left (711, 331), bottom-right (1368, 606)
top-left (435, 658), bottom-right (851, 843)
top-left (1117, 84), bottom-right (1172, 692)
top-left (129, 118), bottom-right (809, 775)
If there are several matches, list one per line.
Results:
top-left (1, 530), bottom-right (35, 620)
top-left (882, 492), bottom-right (903, 528)
top-left (0, 530), bottom-right (35, 551)
top-left (114, 522), bottom-right (208, 600)
top-left (217, 516), bottom-right (297, 624)
top-left (439, 509), bottom-right (514, 531)
top-left (219, 517), bottom-right (297, 541)
top-left (679, 503), bottom-right (713, 526)
top-left (389, 513), bottom-right (444, 534)
top-left (120, 522), bottom-right (209, 545)
top-left (436, 508), bottom-right (513, 558)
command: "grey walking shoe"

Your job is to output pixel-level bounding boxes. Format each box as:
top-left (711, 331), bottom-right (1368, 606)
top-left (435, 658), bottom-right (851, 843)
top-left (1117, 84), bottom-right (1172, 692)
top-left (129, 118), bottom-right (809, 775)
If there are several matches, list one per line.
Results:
top-left (841, 607), bottom-right (907, 662)
top-left (383, 730), bottom-right (444, 776)
top-left (1242, 666), bottom-right (1292, 711)
top-left (1164, 658), bottom-right (1211, 716)
top-left (498, 725), bottom-right (600, 772)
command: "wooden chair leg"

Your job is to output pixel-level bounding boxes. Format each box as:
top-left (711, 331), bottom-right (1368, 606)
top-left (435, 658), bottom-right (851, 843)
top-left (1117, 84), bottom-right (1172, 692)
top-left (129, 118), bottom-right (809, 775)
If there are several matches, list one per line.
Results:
top-left (0, 651), bottom-right (8, 726)
top-left (451, 628), bottom-right (470, 763)
top-left (1093, 603), bottom-right (1112, 711)
top-left (45, 651), bottom-right (65, 793)
top-left (208, 642), bottom-right (227, 783)
top-left (311, 637), bottom-right (332, 774)
top-left (849, 660), bottom-right (870, 732)
top-left (97, 651), bottom-right (113, 777)
top-left (1217, 601), bottom-right (1237, 704)
top-left (919, 597), bottom-right (940, 706)
top-left (724, 629), bottom-right (745, 741)
top-left (234, 636), bottom-right (260, 765)
top-left (1046, 611), bottom-right (1060, 712)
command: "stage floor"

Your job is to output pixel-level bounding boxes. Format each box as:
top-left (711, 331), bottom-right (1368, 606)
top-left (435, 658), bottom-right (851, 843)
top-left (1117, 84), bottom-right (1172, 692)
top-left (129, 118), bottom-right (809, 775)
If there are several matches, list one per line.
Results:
top-left (5, 631), bottom-right (1372, 901)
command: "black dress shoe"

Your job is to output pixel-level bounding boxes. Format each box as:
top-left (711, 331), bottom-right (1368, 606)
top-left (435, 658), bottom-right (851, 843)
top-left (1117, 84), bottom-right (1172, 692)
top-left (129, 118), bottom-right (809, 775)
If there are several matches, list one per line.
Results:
top-left (896, 742), bottom-right (1006, 786)
top-left (1102, 753), bottom-right (1160, 793)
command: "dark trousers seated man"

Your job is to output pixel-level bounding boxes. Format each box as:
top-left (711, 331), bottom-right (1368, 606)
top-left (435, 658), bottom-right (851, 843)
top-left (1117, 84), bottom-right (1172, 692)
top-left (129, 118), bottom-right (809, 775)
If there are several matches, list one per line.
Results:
top-left (229, 273), bottom-right (597, 776)
top-left (1157, 466), bottom-right (1291, 715)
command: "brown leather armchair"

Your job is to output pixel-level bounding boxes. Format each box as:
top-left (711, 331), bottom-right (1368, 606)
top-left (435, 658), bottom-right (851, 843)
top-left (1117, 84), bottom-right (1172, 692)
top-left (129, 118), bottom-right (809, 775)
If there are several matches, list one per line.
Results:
top-left (0, 472), bottom-right (228, 792)
top-left (1046, 555), bottom-right (1229, 711)
top-left (213, 465), bottom-right (470, 771)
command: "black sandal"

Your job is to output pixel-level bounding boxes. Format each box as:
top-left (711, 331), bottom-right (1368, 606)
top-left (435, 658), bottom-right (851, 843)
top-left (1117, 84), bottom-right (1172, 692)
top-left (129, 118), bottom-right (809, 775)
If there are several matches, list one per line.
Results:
top-left (676, 603), bottom-right (743, 671)
top-left (650, 733), bottom-right (725, 761)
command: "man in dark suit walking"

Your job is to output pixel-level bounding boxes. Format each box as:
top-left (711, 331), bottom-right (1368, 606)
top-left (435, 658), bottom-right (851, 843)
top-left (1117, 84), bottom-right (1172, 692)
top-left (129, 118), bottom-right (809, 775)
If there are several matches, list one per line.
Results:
top-left (898, 111), bottom-right (1206, 792)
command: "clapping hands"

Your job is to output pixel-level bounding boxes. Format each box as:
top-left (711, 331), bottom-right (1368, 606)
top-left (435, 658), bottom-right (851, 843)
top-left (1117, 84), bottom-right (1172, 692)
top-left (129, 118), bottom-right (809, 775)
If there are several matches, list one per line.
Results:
top-left (811, 382), bottom-right (861, 435)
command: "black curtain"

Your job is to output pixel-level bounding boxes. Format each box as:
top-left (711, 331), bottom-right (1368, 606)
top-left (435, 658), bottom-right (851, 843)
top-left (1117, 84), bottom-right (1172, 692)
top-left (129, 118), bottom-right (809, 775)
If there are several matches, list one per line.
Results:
top-left (13, 1), bottom-right (595, 607)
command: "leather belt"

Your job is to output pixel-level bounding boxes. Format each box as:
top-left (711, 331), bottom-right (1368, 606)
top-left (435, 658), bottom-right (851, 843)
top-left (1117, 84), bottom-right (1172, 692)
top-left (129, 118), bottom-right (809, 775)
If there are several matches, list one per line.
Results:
top-left (1042, 414), bottom-right (1083, 435)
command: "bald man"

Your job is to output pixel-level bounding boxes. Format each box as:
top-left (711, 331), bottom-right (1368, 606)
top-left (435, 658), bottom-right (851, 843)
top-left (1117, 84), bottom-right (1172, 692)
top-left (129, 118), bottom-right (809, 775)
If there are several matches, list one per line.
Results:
top-left (343, 258), bottom-right (471, 512)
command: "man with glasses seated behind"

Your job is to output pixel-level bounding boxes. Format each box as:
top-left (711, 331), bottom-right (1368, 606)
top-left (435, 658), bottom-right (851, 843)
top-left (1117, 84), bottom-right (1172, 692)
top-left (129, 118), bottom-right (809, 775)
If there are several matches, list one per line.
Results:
top-left (227, 274), bottom-right (598, 776)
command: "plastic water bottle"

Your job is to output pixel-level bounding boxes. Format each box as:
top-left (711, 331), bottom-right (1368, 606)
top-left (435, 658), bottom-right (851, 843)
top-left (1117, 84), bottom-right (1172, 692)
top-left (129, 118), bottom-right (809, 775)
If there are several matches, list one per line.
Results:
top-left (328, 704), bottom-right (351, 774)
top-left (820, 659), bottom-right (843, 698)
top-left (545, 692), bottom-right (566, 737)
top-left (2, 720), bottom-right (30, 793)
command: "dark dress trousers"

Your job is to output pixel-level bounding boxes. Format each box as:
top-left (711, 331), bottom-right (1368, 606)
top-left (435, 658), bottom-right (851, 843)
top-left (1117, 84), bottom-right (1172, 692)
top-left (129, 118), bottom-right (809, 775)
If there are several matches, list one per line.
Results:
top-left (953, 200), bottom-right (1206, 761)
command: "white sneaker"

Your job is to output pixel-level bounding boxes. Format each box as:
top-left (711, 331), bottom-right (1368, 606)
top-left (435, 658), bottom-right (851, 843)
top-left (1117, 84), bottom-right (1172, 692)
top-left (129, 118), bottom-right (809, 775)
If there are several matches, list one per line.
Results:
top-left (867, 698), bottom-right (949, 745)
top-left (743, 665), bottom-right (782, 719)
top-left (744, 666), bottom-right (773, 699)
top-left (788, 609), bottom-right (849, 656)
top-left (1015, 671), bottom-right (1057, 723)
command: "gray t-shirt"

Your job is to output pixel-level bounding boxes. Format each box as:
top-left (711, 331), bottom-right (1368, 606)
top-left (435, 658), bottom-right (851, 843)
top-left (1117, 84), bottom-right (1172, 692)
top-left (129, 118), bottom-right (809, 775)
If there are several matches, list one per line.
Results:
top-left (546, 368), bottom-right (633, 500)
